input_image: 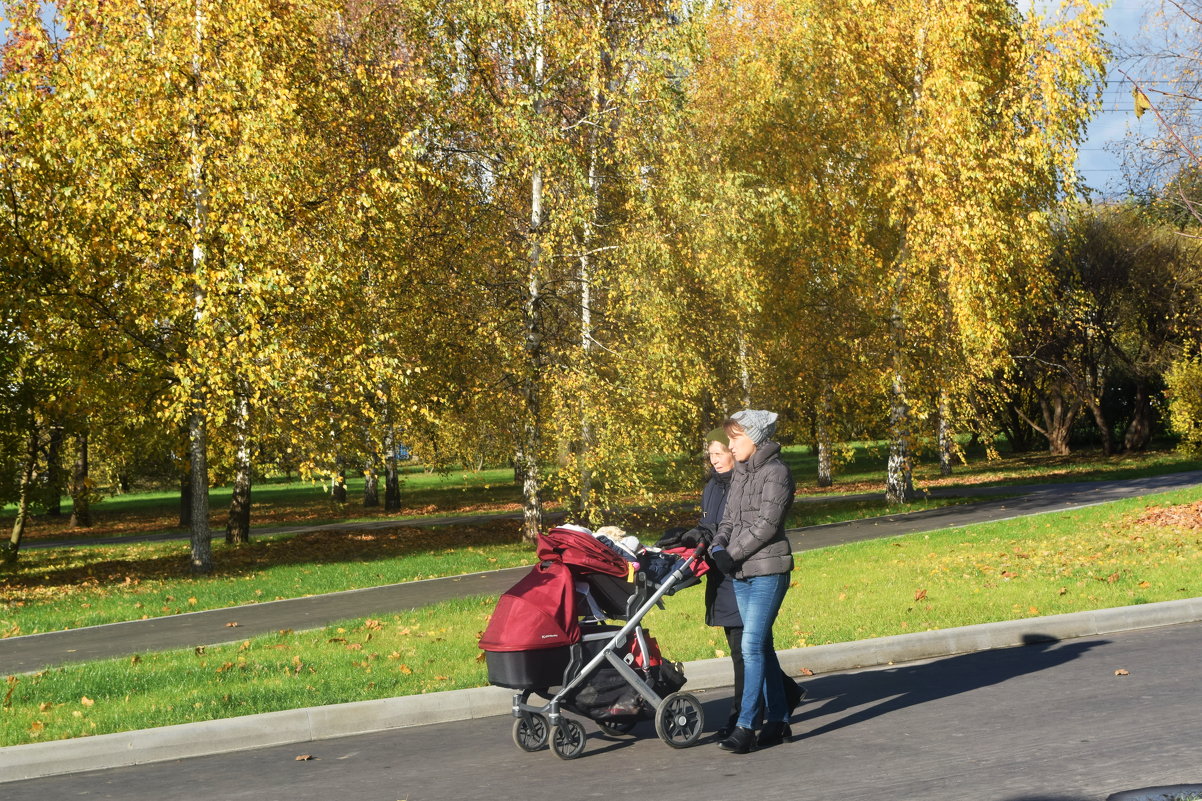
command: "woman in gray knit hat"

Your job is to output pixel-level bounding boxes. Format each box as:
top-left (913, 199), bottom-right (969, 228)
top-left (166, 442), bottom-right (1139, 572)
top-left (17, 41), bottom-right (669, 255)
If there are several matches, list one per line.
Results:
top-left (708, 409), bottom-right (796, 753)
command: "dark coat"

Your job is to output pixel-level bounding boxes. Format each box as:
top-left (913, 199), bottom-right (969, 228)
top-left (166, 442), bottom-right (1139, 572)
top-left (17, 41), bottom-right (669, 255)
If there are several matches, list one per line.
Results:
top-left (713, 440), bottom-right (795, 578)
top-left (697, 470), bottom-right (741, 627)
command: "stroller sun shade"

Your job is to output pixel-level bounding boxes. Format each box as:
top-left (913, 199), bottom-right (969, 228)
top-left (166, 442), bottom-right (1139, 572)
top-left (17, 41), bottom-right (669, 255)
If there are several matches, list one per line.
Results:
top-left (479, 560), bottom-right (580, 652)
top-left (537, 527), bottom-right (628, 578)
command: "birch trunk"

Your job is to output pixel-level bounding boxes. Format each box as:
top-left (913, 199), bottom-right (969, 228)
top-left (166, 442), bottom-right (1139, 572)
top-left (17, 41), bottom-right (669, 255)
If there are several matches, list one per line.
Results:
top-left (2, 424), bottom-right (39, 564)
top-left (886, 368), bottom-right (916, 503)
top-left (384, 429), bottom-right (401, 511)
top-left (225, 389), bottom-right (251, 544)
top-left (187, 0), bottom-right (213, 574)
top-left (45, 425), bottom-right (63, 516)
top-left (886, 246), bottom-right (916, 502)
top-left (519, 0), bottom-right (548, 543)
top-left (885, 26), bottom-right (924, 506)
top-left (938, 392), bottom-right (953, 476)
top-left (188, 409), bottom-right (213, 573)
top-left (69, 431), bottom-right (92, 528)
top-left (816, 384), bottom-right (833, 488)
top-left (736, 329), bottom-right (752, 408)
top-left (363, 460), bottom-right (380, 507)
top-left (575, 25), bottom-right (603, 524)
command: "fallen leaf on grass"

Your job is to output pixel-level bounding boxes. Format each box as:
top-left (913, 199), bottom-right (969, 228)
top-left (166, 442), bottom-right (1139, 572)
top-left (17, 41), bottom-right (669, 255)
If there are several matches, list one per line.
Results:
top-left (81, 696), bottom-right (94, 707)
top-left (914, 589), bottom-right (927, 601)
top-left (398, 664), bottom-right (413, 674)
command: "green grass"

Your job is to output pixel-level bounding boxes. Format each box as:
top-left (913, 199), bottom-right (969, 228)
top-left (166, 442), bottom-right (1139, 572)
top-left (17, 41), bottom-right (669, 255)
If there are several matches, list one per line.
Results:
top-left (784, 495), bottom-right (979, 528)
top-left (3, 484), bottom-right (1200, 747)
top-left (0, 524), bottom-right (534, 637)
top-left (10, 440), bottom-right (1201, 546)
top-left (1, 495), bottom-right (982, 635)
top-left (778, 438), bottom-right (1202, 491)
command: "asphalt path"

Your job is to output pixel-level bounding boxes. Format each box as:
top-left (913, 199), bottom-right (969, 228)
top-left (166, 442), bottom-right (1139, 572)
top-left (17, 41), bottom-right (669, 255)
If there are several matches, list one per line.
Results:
top-left (4, 470), bottom-right (1201, 675)
top-left (4, 620), bottom-right (1200, 801)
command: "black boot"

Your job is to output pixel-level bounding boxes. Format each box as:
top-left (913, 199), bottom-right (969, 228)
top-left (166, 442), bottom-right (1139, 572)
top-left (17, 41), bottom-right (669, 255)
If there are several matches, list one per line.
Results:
top-left (756, 720), bottom-right (792, 748)
top-left (718, 726), bottom-right (756, 754)
top-left (784, 676), bottom-right (806, 717)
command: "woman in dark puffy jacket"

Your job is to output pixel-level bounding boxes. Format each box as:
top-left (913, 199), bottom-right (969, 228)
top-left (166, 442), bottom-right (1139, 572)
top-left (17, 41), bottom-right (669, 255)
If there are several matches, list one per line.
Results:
top-left (659, 427), bottom-right (802, 738)
top-left (708, 409), bottom-right (795, 754)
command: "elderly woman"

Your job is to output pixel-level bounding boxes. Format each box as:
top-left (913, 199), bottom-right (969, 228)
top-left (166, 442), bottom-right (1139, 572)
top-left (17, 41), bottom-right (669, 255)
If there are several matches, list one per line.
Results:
top-left (709, 409), bottom-right (795, 753)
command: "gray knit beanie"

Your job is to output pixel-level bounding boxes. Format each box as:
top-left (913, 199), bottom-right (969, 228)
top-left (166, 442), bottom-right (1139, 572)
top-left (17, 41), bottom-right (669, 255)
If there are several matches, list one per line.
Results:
top-left (731, 409), bottom-right (778, 445)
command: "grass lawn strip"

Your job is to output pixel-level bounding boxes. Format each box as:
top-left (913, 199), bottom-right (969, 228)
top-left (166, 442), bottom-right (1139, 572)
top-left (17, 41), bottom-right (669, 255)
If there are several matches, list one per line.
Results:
top-left (3, 485), bottom-right (1200, 747)
top-left (0, 495), bottom-right (981, 636)
top-left (0, 525), bottom-right (533, 637)
top-left (8, 444), bottom-right (1200, 545)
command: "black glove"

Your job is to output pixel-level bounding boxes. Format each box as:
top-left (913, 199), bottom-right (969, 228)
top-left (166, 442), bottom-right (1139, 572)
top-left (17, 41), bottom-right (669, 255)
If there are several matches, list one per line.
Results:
top-left (655, 526), bottom-right (690, 548)
top-left (679, 527), bottom-right (707, 548)
top-left (710, 547), bottom-right (735, 575)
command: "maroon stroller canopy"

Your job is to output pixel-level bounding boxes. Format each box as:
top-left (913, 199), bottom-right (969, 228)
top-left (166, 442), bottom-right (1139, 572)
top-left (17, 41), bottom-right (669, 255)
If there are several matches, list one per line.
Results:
top-left (479, 560), bottom-right (581, 652)
top-left (537, 527), bottom-right (628, 577)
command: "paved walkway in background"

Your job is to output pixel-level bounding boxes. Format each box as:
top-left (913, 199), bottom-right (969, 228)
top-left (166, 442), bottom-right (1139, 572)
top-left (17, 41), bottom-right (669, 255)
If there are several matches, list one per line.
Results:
top-left (3, 470), bottom-right (1201, 675)
top-left (5, 618), bottom-right (1201, 799)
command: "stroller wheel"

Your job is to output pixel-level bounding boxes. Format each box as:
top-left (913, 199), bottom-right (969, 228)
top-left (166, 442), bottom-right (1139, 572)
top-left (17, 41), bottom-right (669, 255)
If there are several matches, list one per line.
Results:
top-left (655, 692), bottom-right (704, 748)
top-left (596, 719), bottom-right (637, 738)
top-left (550, 718), bottom-right (587, 760)
top-left (512, 713), bottom-right (549, 752)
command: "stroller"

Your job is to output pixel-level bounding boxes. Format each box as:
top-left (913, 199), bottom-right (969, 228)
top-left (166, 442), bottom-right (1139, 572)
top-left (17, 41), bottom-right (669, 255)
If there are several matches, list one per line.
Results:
top-left (479, 525), bottom-right (708, 759)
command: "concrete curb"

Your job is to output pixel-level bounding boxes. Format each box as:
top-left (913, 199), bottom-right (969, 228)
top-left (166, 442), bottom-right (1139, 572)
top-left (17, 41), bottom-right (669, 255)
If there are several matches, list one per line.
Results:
top-left (4, 596), bottom-right (1202, 783)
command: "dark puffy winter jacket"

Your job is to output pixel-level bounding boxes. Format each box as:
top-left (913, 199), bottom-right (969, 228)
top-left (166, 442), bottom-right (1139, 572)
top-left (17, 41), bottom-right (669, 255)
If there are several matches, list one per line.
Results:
top-left (713, 440), bottom-right (795, 578)
top-left (697, 471), bottom-right (741, 627)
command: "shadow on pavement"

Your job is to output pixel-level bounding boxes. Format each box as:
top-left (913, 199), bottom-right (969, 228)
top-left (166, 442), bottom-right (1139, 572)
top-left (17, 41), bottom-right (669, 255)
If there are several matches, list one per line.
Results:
top-left (793, 634), bottom-right (1108, 740)
top-left (561, 694), bottom-right (740, 758)
top-left (997, 796), bottom-right (1092, 801)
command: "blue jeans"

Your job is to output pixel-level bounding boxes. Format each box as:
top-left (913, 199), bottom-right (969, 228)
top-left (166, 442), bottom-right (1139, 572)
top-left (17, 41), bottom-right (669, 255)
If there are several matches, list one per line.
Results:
top-left (732, 572), bottom-right (790, 730)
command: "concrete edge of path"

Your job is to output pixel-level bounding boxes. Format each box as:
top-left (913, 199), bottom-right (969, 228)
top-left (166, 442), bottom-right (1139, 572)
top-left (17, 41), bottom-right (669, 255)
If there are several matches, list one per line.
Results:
top-left (3, 595), bottom-right (1201, 783)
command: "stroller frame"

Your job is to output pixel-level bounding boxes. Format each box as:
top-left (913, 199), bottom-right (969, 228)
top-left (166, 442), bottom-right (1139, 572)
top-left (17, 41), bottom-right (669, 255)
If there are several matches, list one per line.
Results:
top-left (509, 544), bottom-right (707, 759)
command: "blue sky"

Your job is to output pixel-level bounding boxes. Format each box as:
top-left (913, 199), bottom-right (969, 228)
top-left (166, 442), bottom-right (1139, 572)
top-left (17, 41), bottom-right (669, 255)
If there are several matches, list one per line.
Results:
top-left (1071, 0), bottom-right (1164, 197)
